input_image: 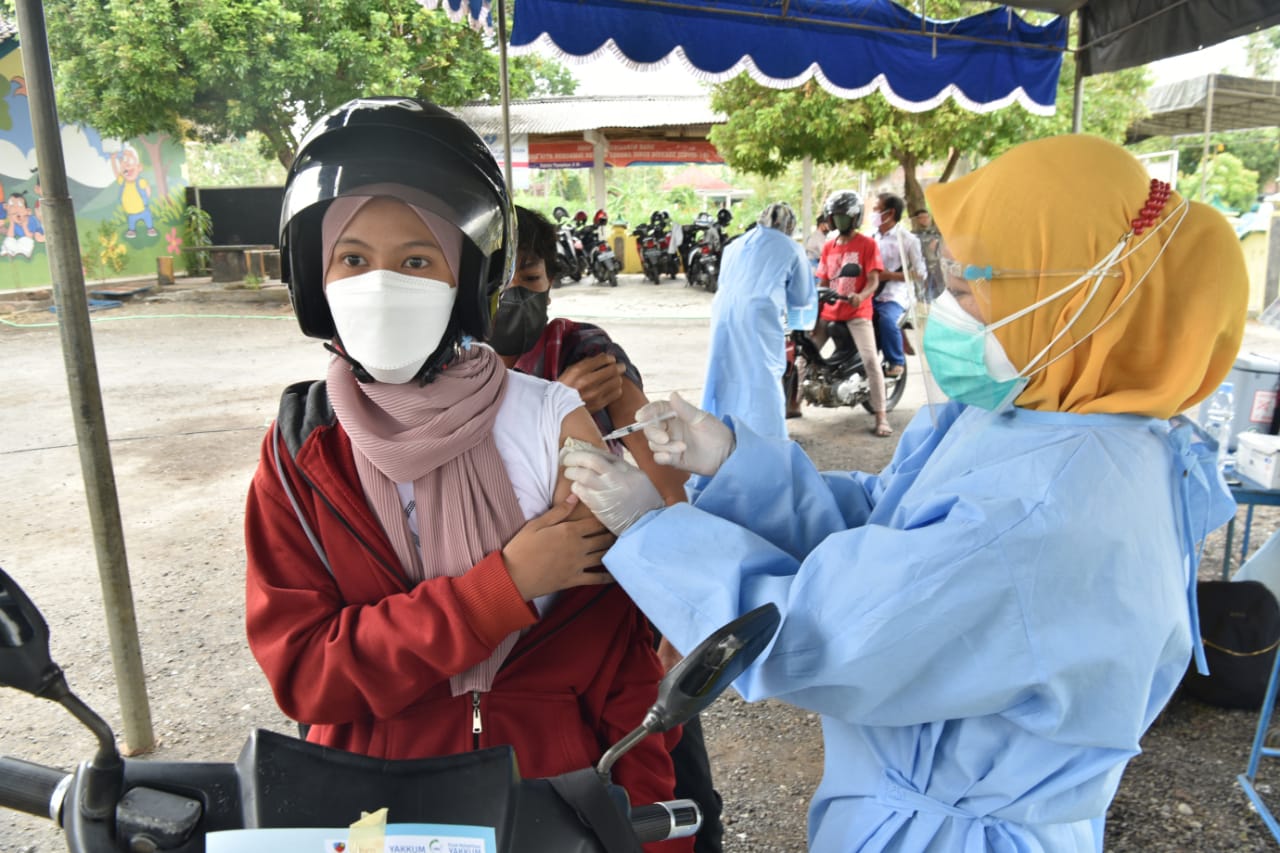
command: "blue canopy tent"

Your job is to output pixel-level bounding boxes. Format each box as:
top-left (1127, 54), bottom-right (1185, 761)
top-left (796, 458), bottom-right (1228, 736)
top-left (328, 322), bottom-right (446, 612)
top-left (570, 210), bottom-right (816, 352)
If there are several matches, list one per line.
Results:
top-left (506, 0), bottom-right (1068, 115)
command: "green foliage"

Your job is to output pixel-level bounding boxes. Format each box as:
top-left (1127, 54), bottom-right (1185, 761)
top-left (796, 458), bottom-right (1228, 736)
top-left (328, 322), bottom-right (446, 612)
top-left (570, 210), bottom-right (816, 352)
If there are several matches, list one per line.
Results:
top-left (80, 219), bottom-right (129, 282)
top-left (1246, 27), bottom-right (1280, 77)
top-left (1133, 130), bottom-right (1280, 190)
top-left (180, 204), bottom-right (214, 275)
top-left (185, 133), bottom-right (288, 186)
top-left (707, 6), bottom-right (1150, 213)
top-left (1177, 151), bottom-right (1259, 213)
top-left (28, 0), bottom-right (576, 168)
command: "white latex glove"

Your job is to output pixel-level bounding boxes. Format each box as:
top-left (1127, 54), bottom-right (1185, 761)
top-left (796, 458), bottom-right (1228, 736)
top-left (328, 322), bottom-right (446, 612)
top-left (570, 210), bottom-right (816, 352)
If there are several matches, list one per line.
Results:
top-left (560, 446), bottom-right (664, 535)
top-left (636, 391), bottom-right (735, 477)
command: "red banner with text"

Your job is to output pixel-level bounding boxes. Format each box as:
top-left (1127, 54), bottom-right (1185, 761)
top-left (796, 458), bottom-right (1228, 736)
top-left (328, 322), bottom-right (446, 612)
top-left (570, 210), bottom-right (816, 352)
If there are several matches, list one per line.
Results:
top-left (529, 139), bottom-right (722, 169)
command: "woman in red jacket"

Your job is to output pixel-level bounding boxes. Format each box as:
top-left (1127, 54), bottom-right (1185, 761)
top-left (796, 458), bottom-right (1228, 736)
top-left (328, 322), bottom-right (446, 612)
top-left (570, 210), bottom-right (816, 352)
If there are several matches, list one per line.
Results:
top-left (243, 97), bottom-right (687, 850)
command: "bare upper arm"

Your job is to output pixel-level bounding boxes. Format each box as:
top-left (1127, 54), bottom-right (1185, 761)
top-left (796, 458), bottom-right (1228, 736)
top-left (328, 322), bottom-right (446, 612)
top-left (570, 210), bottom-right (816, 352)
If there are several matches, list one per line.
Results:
top-left (555, 406), bottom-right (605, 516)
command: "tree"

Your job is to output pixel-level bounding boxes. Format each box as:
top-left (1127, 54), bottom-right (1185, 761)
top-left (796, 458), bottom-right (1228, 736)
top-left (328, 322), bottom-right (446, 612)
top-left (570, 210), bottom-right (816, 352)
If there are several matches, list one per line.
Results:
top-left (1133, 129), bottom-right (1280, 192)
top-left (22, 0), bottom-right (575, 168)
top-left (1177, 151), bottom-right (1259, 212)
top-left (707, 4), bottom-right (1149, 213)
top-left (1246, 26), bottom-right (1280, 77)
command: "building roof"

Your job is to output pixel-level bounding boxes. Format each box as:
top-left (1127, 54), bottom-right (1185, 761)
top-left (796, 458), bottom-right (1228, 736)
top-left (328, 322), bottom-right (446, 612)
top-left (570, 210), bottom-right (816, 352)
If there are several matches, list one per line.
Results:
top-left (1130, 74), bottom-right (1280, 140)
top-left (451, 95), bottom-right (724, 141)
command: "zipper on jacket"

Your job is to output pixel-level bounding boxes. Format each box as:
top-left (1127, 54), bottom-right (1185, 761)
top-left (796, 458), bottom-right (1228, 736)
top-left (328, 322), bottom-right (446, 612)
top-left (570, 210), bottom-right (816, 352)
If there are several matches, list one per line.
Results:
top-left (471, 690), bottom-right (482, 749)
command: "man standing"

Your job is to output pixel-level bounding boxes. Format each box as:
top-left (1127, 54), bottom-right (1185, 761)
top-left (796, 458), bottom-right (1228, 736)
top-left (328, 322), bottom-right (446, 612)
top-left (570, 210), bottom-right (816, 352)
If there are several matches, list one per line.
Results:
top-left (804, 214), bottom-right (831, 269)
top-left (702, 202), bottom-right (814, 440)
top-left (871, 193), bottom-right (927, 379)
top-left (911, 207), bottom-right (944, 300)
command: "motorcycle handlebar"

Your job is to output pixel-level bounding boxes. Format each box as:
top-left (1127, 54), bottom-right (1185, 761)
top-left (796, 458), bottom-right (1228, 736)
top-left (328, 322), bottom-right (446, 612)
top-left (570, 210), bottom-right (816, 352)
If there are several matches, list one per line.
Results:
top-left (0, 756), bottom-right (69, 822)
top-left (631, 799), bottom-right (702, 842)
top-left (0, 753), bottom-right (700, 848)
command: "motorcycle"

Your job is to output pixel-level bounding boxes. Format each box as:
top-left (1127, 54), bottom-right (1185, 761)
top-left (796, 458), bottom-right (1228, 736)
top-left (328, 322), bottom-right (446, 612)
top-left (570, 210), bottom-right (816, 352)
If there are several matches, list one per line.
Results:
top-left (788, 263), bottom-right (911, 414)
top-left (681, 213), bottom-right (723, 294)
top-left (632, 222), bottom-right (665, 286)
top-left (0, 566), bottom-right (780, 852)
top-left (552, 206), bottom-right (588, 287)
top-left (577, 211), bottom-right (621, 287)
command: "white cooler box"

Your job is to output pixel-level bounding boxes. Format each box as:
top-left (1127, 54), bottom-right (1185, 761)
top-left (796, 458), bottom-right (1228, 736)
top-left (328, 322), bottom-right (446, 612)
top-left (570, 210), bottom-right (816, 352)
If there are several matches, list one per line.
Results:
top-left (1237, 432), bottom-right (1280, 489)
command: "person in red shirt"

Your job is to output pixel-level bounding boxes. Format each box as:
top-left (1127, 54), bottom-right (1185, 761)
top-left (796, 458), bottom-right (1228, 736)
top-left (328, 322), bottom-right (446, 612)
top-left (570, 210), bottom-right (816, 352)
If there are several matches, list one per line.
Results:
top-left (814, 190), bottom-right (890, 436)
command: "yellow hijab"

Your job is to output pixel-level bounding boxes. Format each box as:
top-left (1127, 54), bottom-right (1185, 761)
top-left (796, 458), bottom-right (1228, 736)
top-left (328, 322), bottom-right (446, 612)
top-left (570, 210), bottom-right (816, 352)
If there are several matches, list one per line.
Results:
top-left (925, 134), bottom-right (1247, 419)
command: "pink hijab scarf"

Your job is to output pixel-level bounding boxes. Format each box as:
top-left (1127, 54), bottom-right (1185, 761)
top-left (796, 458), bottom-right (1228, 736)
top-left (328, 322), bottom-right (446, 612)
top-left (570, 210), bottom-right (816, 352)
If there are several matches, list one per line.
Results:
top-left (324, 192), bottom-right (527, 696)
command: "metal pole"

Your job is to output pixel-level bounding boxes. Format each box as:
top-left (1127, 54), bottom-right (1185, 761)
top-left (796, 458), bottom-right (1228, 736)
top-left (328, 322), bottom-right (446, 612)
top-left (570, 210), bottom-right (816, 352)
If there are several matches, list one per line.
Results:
top-left (12, 0), bottom-right (154, 753)
top-left (496, 0), bottom-right (514, 192)
top-left (1072, 8), bottom-right (1085, 133)
top-left (1200, 74), bottom-right (1216, 203)
top-left (1071, 56), bottom-right (1084, 133)
top-left (802, 156), bottom-right (814, 237)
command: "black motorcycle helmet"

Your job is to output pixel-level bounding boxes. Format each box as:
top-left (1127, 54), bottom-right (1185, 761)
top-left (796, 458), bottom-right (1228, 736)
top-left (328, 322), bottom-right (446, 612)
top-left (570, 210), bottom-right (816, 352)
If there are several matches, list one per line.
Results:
top-left (553, 206), bottom-right (570, 222)
top-left (823, 190), bottom-right (863, 232)
top-left (279, 97), bottom-right (514, 383)
top-left (716, 208), bottom-right (733, 227)
top-left (650, 210), bottom-right (663, 225)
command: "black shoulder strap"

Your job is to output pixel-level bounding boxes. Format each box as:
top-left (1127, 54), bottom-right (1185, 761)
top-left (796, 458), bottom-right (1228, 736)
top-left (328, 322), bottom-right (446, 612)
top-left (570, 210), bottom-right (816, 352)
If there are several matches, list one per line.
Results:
top-left (277, 379), bottom-right (335, 459)
top-left (547, 769), bottom-right (643, 853)
top-left (271, 379), bottom-right (336, 577)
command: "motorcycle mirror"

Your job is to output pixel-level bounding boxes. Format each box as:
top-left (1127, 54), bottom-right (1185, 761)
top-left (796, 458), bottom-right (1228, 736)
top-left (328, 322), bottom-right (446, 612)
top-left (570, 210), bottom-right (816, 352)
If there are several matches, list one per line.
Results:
top-left (0, 567), bottom-right (61, 697)
top-left (0, 568), bottom-right (122, 819)
top-left (596, 603), bottom-right (780, 779)
top-left (838, 262), bottom-right (862, 279)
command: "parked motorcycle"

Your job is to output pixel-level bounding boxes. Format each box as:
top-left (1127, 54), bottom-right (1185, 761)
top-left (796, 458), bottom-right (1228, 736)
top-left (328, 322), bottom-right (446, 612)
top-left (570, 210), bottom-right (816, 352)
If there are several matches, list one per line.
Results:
top-left (578, 209), bottom-right (621, 287)
top-left (632, 220), bottom-right (664, 285)
top-left (0, 566), bottom-right (780, 852)
top-left (682, 212), bottom-right (724, 294)
top-left (789, 264), bottom-right (910, 414)
top-left (552, 206), bottom-right (588, 287)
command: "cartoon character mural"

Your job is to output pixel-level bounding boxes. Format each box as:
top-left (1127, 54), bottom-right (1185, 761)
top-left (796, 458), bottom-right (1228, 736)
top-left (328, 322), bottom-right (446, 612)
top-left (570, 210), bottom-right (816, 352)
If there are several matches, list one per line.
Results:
top-left (108, 142), bottom-right (156, 238)
top-left (0, 38), bottom-right (187, 290)
top-left (1, 190), bottom-right (43, 257)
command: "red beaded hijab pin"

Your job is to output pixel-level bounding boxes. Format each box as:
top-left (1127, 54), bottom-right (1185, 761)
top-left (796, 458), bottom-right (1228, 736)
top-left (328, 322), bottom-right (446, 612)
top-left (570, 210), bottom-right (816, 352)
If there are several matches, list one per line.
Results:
top-left (1130, 179), bottom-right (1171, 236)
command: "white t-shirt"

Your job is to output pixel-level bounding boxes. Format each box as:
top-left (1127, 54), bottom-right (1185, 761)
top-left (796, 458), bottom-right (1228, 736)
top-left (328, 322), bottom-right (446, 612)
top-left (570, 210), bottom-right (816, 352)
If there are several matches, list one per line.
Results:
top-left (396, 370), bottom-right (584, 613)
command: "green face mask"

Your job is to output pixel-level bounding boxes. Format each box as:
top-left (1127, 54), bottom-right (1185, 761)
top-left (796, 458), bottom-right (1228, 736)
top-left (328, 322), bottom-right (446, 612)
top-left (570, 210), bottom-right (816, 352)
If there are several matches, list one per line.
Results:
top-left (921, 290), bottom-right (1024, 410)
top-left (832, 214), bottom-right (854, 233)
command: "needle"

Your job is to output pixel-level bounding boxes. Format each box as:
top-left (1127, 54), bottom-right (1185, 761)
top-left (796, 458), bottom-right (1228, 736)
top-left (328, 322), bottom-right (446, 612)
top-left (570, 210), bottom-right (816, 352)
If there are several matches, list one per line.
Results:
top-left (600, 411), bottom-right (677, 442)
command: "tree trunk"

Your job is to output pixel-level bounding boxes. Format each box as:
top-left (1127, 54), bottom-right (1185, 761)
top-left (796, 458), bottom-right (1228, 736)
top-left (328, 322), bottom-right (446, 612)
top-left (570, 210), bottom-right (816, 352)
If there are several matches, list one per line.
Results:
top-left (898, 151), bottom-right (925, 215)
top-left (140, 133), bottom-right (171, 200)
top-left (939, 148), bottom-right (963, 183)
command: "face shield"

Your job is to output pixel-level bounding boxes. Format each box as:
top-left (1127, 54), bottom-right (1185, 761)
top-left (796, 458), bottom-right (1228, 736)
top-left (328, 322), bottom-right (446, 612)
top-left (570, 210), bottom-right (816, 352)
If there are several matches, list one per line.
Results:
top-left (920, 198), bottom-right (1191, 419)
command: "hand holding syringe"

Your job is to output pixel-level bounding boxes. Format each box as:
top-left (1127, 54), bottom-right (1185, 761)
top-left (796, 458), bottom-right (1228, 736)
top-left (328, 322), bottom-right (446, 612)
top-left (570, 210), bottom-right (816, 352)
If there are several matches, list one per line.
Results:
top-left (607, 393), bottom-right (735, 477)
top-left (600, 411), bottom-right (677, 442)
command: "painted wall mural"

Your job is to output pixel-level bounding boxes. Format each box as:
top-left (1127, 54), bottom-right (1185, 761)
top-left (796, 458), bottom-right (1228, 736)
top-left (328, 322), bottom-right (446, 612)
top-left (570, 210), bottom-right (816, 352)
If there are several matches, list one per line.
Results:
top-left (0, 40), bottom-right (186, 292)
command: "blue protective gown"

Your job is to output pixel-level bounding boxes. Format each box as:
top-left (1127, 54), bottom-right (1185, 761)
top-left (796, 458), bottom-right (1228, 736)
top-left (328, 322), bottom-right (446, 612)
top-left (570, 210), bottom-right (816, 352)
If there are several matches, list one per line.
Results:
top-left (701, 226), bottom-right (814, 440)
top-left (606, 402), bottom-right (1234, 852)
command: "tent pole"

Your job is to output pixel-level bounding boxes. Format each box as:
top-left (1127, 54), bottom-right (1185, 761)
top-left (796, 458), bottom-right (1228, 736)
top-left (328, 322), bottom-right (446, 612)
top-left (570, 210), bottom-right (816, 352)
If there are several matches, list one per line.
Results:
top-left (1071, 54), bottom-right (1083, 132)
top-left (802, 156), bottom-right (814, 237)
top-left (12, 0), bottom-right (154, 753)
top-left (1070, 8), bottom-right (1083, 133)
top-left (496, 0), bottom-right (514, 191)
top-left (1199, 74), bottom-right (1215, 202)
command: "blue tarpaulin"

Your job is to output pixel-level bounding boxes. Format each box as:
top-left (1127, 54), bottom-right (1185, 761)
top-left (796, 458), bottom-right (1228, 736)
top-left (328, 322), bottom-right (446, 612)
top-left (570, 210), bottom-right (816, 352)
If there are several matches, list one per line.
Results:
top-left (437, 0), bottom-right (1067, 115)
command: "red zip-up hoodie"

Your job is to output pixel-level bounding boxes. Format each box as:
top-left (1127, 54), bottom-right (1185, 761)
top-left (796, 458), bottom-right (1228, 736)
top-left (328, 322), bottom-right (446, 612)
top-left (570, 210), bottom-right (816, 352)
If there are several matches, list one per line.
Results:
top-left (244, 381), bottom-right (688, 851)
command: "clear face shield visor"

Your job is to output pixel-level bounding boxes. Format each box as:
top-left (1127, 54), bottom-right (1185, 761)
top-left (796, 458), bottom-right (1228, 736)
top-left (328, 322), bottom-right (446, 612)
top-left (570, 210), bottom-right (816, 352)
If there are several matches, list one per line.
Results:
top-left (919, 197), bottom-right (1191, 423)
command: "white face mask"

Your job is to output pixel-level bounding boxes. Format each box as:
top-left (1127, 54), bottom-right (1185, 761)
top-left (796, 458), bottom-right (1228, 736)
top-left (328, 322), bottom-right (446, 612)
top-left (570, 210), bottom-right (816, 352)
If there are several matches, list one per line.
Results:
top-left (326, 269), bottom-right (457, 384)
top-left (868, 211), bottom-right (882, 230)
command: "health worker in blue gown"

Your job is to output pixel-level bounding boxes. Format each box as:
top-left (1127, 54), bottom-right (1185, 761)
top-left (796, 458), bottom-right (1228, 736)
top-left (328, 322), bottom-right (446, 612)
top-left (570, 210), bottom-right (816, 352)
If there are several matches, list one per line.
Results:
top-left (700, 202), bottom-right (814, 440)
top-left (561, 134), bottom-right (1248, 852)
